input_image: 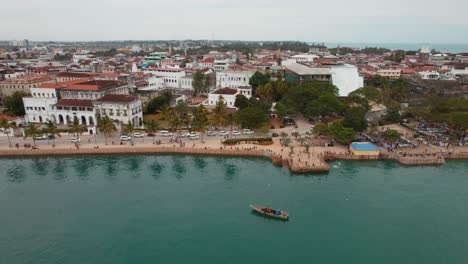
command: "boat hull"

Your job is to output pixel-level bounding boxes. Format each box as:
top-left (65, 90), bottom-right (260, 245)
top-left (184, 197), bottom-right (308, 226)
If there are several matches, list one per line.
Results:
top-left (250, 205), bottom-right (289, 220)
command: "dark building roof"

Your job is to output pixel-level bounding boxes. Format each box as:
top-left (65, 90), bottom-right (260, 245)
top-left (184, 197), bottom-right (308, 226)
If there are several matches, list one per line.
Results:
top-left (96, 94), bottom-right (136, 103)
top-left (212, 87), bottom-right (238, 95)
top-left (55, 99), bottom-right (94, 107)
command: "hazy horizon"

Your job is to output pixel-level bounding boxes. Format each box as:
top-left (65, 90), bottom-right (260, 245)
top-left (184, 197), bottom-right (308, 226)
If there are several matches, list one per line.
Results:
top-left (2, 0), bottom-right (468, 43)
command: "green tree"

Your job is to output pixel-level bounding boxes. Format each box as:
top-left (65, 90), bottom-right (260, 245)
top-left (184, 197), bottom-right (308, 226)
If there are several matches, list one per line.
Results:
top-left (313, 123), bottom-right (330, 137)
top-left (283, 137), bottom-right (291, 146)
top-left (236, 107), bottom-right (268, 129)
top-left (168, 110), bottom-right (183, 131)
top-left (382, 129), bottom-right (402, 143)
top-left (343, 107), bottom-right (368, 132)
top-left (44, 120), bottom-right (61, 145)
top-left (3, 91), bottom-right (28, 116)
top-left (384, 107), bottom-right (401, 124)
top-left (191, 105), bottom-right (209, 140)
top-left (448, 112), bottom-right (468, 141)
top-left (291, 131), bottom-right (300, 140)
top-left (123, 122), bottom-right (134, 136)
top-left (329, 121), bottom-right (355, 144)
top-left (68, 116), bottom-right (86, 141)
top-left (280, 131), bottom-right (288, 141)
top-left (158, 105), bottom-right (171, 120)
top-left (234, 94), bottom-right (250, 109)
top-left (210, 97), bottom-right (227, 128)
top-left (144, 120), bottom-right (159, 144)
top-left (97, 116), bottom-right (117, 145)
top-left (145, 94), bottom-right (171, 114)
top-left (192, 69), bottom-right (208, 96)
top-left (249, 71), bottom-right (269, 91)
top-left (23, 123), bottom-right (40, 145)
top-left (0, 118), bottom-right (13, 147)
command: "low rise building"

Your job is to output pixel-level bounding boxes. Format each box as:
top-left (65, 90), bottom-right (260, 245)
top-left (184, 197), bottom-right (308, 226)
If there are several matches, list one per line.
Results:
top-left (376, 69), bottom-right (401, 79)
top-left (216, 71), bottom-right (254, 88)
top-left (207, 87), bottom-right (252, 108)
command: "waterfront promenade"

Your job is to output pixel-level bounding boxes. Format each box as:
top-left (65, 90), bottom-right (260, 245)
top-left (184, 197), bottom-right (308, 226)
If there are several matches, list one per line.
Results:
top-left (0, 137), bottom-right (466, 173)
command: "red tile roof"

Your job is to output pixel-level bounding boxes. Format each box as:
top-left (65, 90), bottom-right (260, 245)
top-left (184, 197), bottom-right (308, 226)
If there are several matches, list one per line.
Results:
top-left (65, 80), bottom-right (122, 91)
top-left (0, 114), bottom-right (16, 121)
top-left (97, 94), bottom-right (136, 103)
top-left (55, 99), bottom-right (94, 107)
top-left (212, 88), bottom-right (238, 95)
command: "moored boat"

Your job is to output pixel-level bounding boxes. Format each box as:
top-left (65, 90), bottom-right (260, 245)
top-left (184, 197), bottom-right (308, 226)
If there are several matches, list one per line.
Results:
top-left (250, 205), bottom-right (289, 220)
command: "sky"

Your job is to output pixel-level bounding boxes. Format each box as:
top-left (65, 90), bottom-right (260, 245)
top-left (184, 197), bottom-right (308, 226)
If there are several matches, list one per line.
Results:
top-left (1, 0), bottom-right (468, 43)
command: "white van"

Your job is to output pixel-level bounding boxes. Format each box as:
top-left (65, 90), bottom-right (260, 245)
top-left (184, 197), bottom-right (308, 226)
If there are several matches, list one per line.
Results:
top-left (160, 130), bottom-right (172, 137)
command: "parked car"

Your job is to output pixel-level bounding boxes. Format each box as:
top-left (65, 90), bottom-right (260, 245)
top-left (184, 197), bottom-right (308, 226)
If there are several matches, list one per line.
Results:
top-left (160, 130), bottom-right (172, 137)
top-left (47, 135), bottom-right (55, 140)
top-left (188, 133), bottom-right (200, 140)
top-left (207, 131), bottom-right (216, 136)
top-left (231, 131), bottom-right (241, 136)
top-left (219, 131), bottom-right (229, 136)
top-left (133, 132), bottom-right (144, 138)
top-left (243, 129), bottom-right (254, 135)
top-left (147, 132), bottom-right (155, 137)
top-left (70, 137), bottom-right (81, 143)
top-left (120, 135), bottom-right (132, 141)
top-left (176, 132), bottom-right (188, 138)
top-left (271, 132), bottom-right (279, 137)
top-left (34, 134), bottom-right (47, 140)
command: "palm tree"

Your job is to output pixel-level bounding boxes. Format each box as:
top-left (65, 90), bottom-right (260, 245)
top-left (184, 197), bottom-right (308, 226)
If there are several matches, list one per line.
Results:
top-left (280, 131), bottom-right (288, 141)
top-left (68, 116), bottom-right (86, 141)
top-left (0, 119), bottom-right (13, 147)
top-left (226, 113), bottom-right (236, 133)
top-left (44, 120), bottom-right (61, 145)
top-left (292, 131), bottom-right (300, 140)
top-left (158, 105), bottom-right (171, 121)
top-left (304, 142), bottom-right (311, 153)
top-left (192, 105), bottom-right (209, 141)
top-left (123, 122), bottom-right (134, 136)
top-left (145, 120), bottom-right (159, 144)
top-left (23, 123), bottom-right (40, 146)
top-left (168, 110), bottom-right (183, 132)
top-left (97, 116), bottom-right (117, 145)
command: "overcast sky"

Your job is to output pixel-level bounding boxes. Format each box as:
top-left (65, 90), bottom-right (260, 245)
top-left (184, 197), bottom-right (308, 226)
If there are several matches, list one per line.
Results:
top-left (1, 0), bottom-right (468, 43)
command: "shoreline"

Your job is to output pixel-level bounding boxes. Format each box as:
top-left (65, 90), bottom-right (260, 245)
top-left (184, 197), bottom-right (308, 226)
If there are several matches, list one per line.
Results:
top-left (0, 144), bottom-right (466, 173)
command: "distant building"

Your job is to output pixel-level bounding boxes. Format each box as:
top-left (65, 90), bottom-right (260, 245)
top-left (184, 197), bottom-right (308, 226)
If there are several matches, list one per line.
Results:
top-left (376, 69), bottom-right (401, 79)
top-left (207, 87), bottom-right (252, 108)
top-left (216, 71), bottom-right (254, 88)
top-left (0, 75), bottom-right (55, 98)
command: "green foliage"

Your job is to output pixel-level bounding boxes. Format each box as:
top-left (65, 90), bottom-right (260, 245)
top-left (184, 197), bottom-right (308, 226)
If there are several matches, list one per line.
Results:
top-left (236, 107), bottom-right (268, 129)
top-left (384, 107), bottom-right (401, 124)
top-left (279, 82), bottom-right (343, 118)
top-left (234, 94), bottom-right (250, 109)
top-left (329, 121), bottom-right (355, 144)
top-left (329, 46), bottom-right (390, 55)
top-left (68, 116), bottom-right (86, 139)
top-left (3, 91), bottom-right (27, 116)
top-left (145, 93), bottom-right (172, 114)
top-left (343, 106), bottom-right (368, 132)
top-left (23, 123), bottom-right (40, 145)
top-left (94, 48), bottom-right (118, 57)
top-left (249, 71), bottom-right (269, 91)
top-left (97, 115), bottom-right (117, 145)
top-left (382, 129), bottom-right (402, 143)
top-left (222, 137), bottom-right (273, 145)
top-left (448, 112), bottom-right (468, 140)
top-left (192, 105), bottom-right (209, 134)
top-left (313, 123), bottom-right (330, 136)
top-left (54, 53), bottom-right (73, 61)
top-left (192, 70), bottom-right (209, 96)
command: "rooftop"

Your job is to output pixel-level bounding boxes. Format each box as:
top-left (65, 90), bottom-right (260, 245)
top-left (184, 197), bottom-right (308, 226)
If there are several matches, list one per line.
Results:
top-left (97, 94), bottom-right (136, 103)
top-left (55, 99), bottom-right (94, 107)
top-left (284, 63), bottom-right (331, 75)
top-left (65, 80), bottom-right (122, 91)
top-left (211, 88), bottom-right (238, 95)
top-left (350, 142), bottom-right (379, 151)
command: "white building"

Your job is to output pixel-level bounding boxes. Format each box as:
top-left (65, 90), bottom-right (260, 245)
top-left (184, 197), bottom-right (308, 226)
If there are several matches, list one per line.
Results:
top-left (213, 59), bottom-right (230, 72)
top-left (216, 71), bottom-right (254, 88)
top-left (207, 87), bottom-right (252, 108)
top-left (419, 71), bottom-right (440, 80)
top-left (22, 80), bottom-right (143, 134)
top-left (179, 75), bottom-right (193, 90)
top-left (330, 64), bottom-right (364, 96)
top-left (145, 68), bottom-right (187, 88)
top-left (23, 86), bottom-right (60, 124)
top-left (94, 94), bottom-right (143, 127)
top-left (136, 74), bottom-right (165, 91)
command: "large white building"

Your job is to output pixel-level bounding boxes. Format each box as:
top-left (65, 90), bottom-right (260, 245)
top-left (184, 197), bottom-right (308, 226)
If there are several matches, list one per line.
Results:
top-left (207, 87), bottom-right (252, 108)
top-left (23, 80), bottom-right (143, 134)
top-left (145, 68), bottom-right (187, 89)
top-left (216, 71), bottom-right (254, 88)
top-left (213, 59), bottom-right (230, 72)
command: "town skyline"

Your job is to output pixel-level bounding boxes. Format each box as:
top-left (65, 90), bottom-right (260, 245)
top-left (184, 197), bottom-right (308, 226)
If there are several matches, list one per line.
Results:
top-left (2, 0), bottom-right (468, 43)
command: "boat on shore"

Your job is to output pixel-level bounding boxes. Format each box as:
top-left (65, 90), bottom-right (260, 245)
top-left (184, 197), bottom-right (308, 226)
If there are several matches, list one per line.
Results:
top-left (250, 205), bottom-right (289, 220)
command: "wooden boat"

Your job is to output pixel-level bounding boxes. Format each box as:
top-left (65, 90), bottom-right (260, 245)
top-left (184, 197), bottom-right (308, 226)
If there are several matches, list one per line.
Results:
top-left (250, 205), bottom-right (289, 220)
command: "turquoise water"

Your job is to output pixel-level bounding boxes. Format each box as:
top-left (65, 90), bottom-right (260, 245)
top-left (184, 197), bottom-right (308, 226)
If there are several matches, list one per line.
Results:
top-left (0, 155), bottom-right (467, 264)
